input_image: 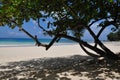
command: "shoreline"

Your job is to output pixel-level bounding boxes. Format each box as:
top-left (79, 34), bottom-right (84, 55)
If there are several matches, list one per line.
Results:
top-left (0, 41), bottom-right (120, 47)
top-left (0, 42), bottom-right (78, 47)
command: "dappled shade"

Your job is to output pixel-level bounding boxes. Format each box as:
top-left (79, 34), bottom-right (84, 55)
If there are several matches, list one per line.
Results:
top-left (0, 55), bottom-right (120, 80)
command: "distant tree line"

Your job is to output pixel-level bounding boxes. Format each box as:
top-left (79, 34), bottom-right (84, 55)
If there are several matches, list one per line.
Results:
top-left (107, 29), bottom-right (120, 41)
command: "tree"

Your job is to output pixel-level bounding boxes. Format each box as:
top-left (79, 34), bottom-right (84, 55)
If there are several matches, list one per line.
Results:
top-left (107, 29), bottom-right (120, 41)
top-left (0, 0), bottom-right (120, 60)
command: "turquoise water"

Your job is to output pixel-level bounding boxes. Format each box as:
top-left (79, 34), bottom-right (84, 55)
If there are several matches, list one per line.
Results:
top-left (0, 38), bottom-right (76, 46)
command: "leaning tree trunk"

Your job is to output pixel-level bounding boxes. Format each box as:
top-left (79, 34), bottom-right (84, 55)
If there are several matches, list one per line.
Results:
top-left (46, 34), bottom-right (108, 58)
top-left (86, 26), bottom-right (120, 60)
top-left (20, 27), bottom-right (120, 60)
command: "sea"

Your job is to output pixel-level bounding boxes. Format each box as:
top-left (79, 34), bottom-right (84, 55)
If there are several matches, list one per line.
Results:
top-left (0, 38), bottom-right (77, 47)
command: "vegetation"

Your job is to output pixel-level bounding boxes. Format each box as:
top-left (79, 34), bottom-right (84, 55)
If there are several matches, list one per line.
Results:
top-left (0, 0), bottom-right (120, 60)
top-left (107, 29), bottom-right (120, 41)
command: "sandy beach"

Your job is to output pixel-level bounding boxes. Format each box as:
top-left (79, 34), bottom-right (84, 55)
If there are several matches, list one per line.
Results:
top-left (0, 42), bottom-right (120, 80)
top-left (0, 43), bottom-right (87, 63)
top-left (0, 42), bottom-right (120, 63)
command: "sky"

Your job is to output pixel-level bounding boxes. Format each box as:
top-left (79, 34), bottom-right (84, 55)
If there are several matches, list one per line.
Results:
top-left (0, 19), bottom-right (49, 39)
top-left (0, 19), bottom-right (113, 41)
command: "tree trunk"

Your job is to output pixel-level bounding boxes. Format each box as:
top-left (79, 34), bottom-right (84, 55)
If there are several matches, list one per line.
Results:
top-left (86, 27), bottom-right (120, 60)
top-left (46, 34), bottom-right (109, 58)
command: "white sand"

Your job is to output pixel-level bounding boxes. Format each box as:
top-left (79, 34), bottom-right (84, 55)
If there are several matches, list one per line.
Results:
top-left (0, 42), bottom-right (120, 63)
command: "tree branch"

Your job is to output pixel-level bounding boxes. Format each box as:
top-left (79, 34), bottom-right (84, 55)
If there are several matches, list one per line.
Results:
top-left (5, 18), bottom-right (48, 47)
top-left (37, 18), bottom-right (53, 35)
top-left (19, 28), bottom-right (47, 47)
top-left (37, 18), bottom-right (48, 32)
top-left (94, 27), bottom-right (106, 47)
top-left (46, 35), bottom-right (58, 50)
top-left (88, 18), bottom-right (104, 27)
top-left (86, 24), bottom-right (120, 60)
top-left (88, 21), bottom-right (116, 48)
top-left (46, 33), bottom-right (106, 57)
top-left (79, 43), bottom-right (100, 58)
top-left (88, 17), bottom-right (112, 28)
top-left (63, 2), bottom-right (78, 19)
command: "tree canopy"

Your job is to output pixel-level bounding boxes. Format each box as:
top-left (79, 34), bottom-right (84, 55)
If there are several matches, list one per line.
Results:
top-left (0, 0), bottom-right (120, 60)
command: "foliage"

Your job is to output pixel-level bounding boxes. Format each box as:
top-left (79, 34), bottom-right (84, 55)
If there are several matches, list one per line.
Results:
top-left (108, 29), bottom-right (120, 41)
top-left (0, 0), bottom-right (119, 36)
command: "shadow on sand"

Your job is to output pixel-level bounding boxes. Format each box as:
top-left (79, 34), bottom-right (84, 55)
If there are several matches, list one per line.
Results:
top-left (0, 55), bottom-right (120, 80)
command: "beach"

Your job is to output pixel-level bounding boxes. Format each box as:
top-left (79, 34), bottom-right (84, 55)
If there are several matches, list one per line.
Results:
top-left (0, 43), bottom-right (87, 63)
top-left (0, 42), bottom-right (120, 63)
top-left (0, 42), bottom-right (120, 80)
